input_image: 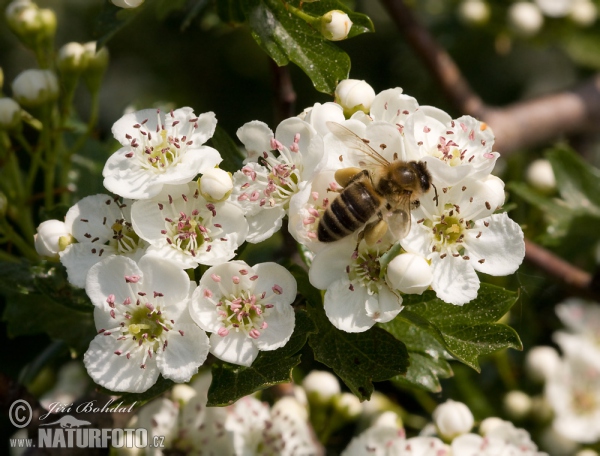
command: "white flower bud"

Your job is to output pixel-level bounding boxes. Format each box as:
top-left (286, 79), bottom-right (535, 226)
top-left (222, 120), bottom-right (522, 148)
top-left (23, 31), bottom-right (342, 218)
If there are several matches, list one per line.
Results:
top-left (372, 410), bottom-right (402, 428)
top-left (478, 417), bottom-right (505, 436)
top-left (171, 384), bottom-right (197, 405)
top-left (12, 69), bottom-right (59, 107)
top-left (576, 450), bottom-right (599, 456)
top-left (535, 0), bottom-right (572, 18)
top-left (0, 98), bottom-right (21, 130)
top-left (334, 392), bottom-right (362, 421)
top-left (570, 0), bottom-right (597, 27)
top-left (458, 0), bottom-right (491, 25)
top-left (111, 0), bottom-right (145, 8)
top-left (526, 159), bottom-right (556, 193)
top-left (57, 42), bottom-right (87, 74)
top-left (386, 253), bottom-right (432, 295)
top-left (321, 10), bottom-right (352, 41)
top-left (5, 0), bottom-right (39, 36)
top-left (433, 400), bottom-right (474, 441)
top-left (34, 220), bottom-right (71, 259)
top-left (335, 79), bottom-right (376, 117)
top-left (37, 8), bottom-right (56, 38)
top-left (82, 42), bottom-right (109, 93)
top-left (508, 2), bottom-right (544, 37)
top-left (302, 370), bottom-right (341, 404)
top-left (525, 346), bottom-right (561, 383)
top-left (503, 390), bottom-right (532, 420)
top-left (199, 168), bottom-right (233, 202)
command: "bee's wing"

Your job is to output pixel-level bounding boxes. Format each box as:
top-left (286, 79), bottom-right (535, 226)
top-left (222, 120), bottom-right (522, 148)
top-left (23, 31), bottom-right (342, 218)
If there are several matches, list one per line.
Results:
top-left (327, 122), bottom-right (390, 169)
top-left (386, 194), bottom-right (412, 240)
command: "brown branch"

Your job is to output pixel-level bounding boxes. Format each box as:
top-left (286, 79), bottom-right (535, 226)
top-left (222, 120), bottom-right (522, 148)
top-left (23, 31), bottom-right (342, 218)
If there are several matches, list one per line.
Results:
top-left (270, 60), bottom-right (297, 126)
top-left (379, 0), bottom-right (600, 156)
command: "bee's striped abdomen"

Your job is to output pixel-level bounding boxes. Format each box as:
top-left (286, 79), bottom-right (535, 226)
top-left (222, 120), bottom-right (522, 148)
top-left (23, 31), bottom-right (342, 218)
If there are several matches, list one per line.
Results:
top-left (317, 180), bottom-right (382, 243)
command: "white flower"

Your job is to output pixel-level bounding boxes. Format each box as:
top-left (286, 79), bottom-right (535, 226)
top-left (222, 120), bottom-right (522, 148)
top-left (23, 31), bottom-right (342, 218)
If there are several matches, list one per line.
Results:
top-left (526, 158), bottom-right (556, 193)
top-left (570, 0), bottom-right (597, 26)
top-left (34, 219), bottom-right (71, 259)
top-left (0, 97), bottom-right (21, 129)
top-left (432, 400), bottom-right (474, 441)
top-left (231, 118), bottom-right (324, 243)
top-left (401, 177), bottom-right (524, 305)
top-left (299, 101), bottom-right (345, 137)
top-left (452, 432), bottom-right (547, 456)
top-left (525, 346), bottom-right (562, 382)
top-left (385, 252), bottom-right (432, 295)
top-left (320, 10), bottom-right (353, 41)
top-left (59, 194), bottom-right (148, 288)
top-left (83, 255), bottom-right (209, 393)
top-left (403, 109), bottom-right (498, 187)
top-left (458, 0), bottom-right (491, 25)
top-left (130, 182), bottom-right (248, 269)
top-left (342, 420), bottom-right (406, 456)
top-left (198, 167), bottom-right (233, 202)
top-left (303, 370), bottom-right (341, 404)
top-left (503, 390), bottom-right (533, 420)
top-left (111, 0), bottom-right (145, 8)
top-left (535, 0), bottom-right (572, 17)
top-left (12, 69), bottom-right (58, 107)
top-left (555, 298), bottom-right (600, 344)
top-left (189, 260), bottom-right (296, 367)
top-left (335, 79), bottom-right (376, 117)
top-left (368, 87), bottom-right (420, 126)
top-left (508, 2), bottom-right (544, 36)
top-left (479, 417), bottom-right (542, 452)
top-left (309, 237), bottom-right (404, 333)
top-left (103, 108), bottom-right (221, 199)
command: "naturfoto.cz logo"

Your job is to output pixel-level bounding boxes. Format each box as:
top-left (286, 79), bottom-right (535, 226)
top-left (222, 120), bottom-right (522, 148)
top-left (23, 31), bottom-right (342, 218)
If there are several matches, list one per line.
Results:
top-left (8, 399), bottom-right (165, 450)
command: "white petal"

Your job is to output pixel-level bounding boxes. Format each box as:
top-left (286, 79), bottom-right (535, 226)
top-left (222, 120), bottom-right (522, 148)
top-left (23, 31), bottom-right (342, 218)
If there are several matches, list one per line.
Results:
top-left (275, 117), bottom-right (316, 157)
top-left (111, 108), bottom-right (162, 146)
top-left (190, 283), bottom-right (224, 333)
top-left (209, 331), bottom-right (259, 367)
top-left (303, 102), bottom-right (345, 137)
top-left (102, 151), bottom-right (164, 199)
top-left (431, 255), bottom-right (479, 305)
top-left (309, 237), bottom-right (356, 290)
top-left (370, 88), bottom-right (419, 124)
top-left (466, 213), bottom-right (525, 276)
top-left (85, 256), bottom-right (142, 310)
top-left (179, 145), bottom-right (222, 176)
top-left (84, 335), bottom-right (159, 393)
top-left (137, 256), bottom-right (191, 310)
top-left (324, 280), bottom-right (376, 332)
top-left (252, 304), bottom-right (295, 351)
top-left (60, 243), bottom-right (117, 288)
top-left (253, 262), bottom-right (298, 306)
top-left (364, 286), bottom-right (403, 323)
top-left (65, 194), bottom-right (121, 242)
top-left (156, 322), bottom-right (209, 383)
top-left (188, 111), bottom-right (217, 145)
top-left (237, 120), bottom-right (273, 162)
top-left (245, 207), bottom-right (285, 243)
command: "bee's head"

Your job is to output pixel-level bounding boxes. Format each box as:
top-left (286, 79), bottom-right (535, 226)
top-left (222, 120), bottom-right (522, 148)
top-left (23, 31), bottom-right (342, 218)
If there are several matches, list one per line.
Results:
top-left (410, 161), bottom-right (432, 193)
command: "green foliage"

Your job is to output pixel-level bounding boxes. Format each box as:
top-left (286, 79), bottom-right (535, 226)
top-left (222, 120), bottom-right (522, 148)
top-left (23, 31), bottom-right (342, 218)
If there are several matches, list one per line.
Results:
top-left (117, 377), bottom-right (175, 407)
top-left (207, 310), bottom-right (316, 406)
top-left (95, 2), bottom-right (142, 48)
top-left (208, 125), bottom-right (245, 174)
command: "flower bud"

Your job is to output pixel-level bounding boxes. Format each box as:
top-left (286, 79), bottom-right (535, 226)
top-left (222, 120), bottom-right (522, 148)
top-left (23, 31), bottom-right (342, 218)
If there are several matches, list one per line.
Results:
top-left (171, 384), bottom-right (197, 406)
top-left (199, 168), bottom-right (233, 202)
top-left (458, 0), bottom-right (491, 26)
top-left (570, 0), bottom-right (597, 27)
top-left (534, 0), bottom-right (571, 18)
top-left (503, 390), bottom-right (532, 420)
top-left (508, 2), bottom-right (544, 37)
top-left (526, 159), bottom-right (556, 193)
top-left (525, 346), bottom-right (560, 383)
top-left (5, 1), bottom-right (56, 49)
top-left (12, 69), bottom-right (59, 107)
top-left (34, 220), bottom-right (72, 259)
top-left (81, 42), bottom-right (109, 93)
top-left (0, 98), bottom-right (21, 130)
top-left (478, 417), bottom-right (504, 436)
top-left (37, 8), bottom-right (56, 39)
top-left (334, 392), bottom-right (362, 421)
top-left (433, 400), bottom-right (474, 441)
top-left (57, 42), bottom-right (88, 74)
top-left (273, 396), bottom-right (309, 421)
top-left (320, 10), bottom-right (352, 41)
top-left (302, 370), bottom-right (340, 405)
top-left (111, 0), bottom-right (145, 8)
top-left (386, 253), bottom-right (432, 295)
top-left (335, 79), bottom-right (376, 117)
top-left (576, 450), bottom-right (599, 456)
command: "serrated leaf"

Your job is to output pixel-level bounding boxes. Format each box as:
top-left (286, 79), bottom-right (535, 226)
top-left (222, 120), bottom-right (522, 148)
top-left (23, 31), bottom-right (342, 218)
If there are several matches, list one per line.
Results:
top-left (392, 284), bottom-right (522, 371)
top-left (94, 2), bottom-right (143, 47)
top-left (380, 319), bottom-right (453, 393)
top-left (547, 145), bottom-right (600, 214)
top-left (207, 310), bottom-right (316, 406)
top-left (208, 125), bottom-right (245, 174)
top-left (245, 0), bottom-right (351, 93)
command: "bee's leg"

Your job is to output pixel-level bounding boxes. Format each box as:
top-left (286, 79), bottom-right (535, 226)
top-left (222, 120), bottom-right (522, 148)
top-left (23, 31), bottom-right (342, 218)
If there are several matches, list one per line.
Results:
top-left (363, 212), bottom-right (389, 246)
top-left (334, 167), bottom-right (365, 187)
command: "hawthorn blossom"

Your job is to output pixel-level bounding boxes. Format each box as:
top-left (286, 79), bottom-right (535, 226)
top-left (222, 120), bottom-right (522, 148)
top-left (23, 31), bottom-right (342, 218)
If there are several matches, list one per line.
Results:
top-left (59, 194), bottom-right (148, 288)
top-left (403, 108), bottom-right (498, 187)
top-left (231, 117), bottom-right (324, 243)
top-left (83, 255), bottom-right (209, 393)
top-left (103, 107), bottom-right (221, 199)
top-left (34, 219), bottom-right (71, 259)
top-left (366, 87), bottom-right (420, 126)
top-left (343, 426), bottom-right (449, 456)
top-left (189, 260), bottom-right (296, 367)
top-left (309, 237), bottom-right (404, 333)
top-left (131, 182), bottom-right (248, 269)
top-left (452, 425), bottom-right (548, 456)
top-left (401, 176), bottom-right (524, 305)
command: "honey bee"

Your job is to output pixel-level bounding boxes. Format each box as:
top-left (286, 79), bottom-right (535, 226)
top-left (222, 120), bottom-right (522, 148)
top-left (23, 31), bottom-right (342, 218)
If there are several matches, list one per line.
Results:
top-left (317, 122), bottom-right (435, 245)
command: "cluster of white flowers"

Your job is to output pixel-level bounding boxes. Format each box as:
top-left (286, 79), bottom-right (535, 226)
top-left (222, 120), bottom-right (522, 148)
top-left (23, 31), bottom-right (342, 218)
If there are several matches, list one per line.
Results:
top-left (119, 371), bottom-right (320, 456)
top-left (525, 298), bottom-right (600, 445)
top-left (33, 80), bottom-right (526, 391)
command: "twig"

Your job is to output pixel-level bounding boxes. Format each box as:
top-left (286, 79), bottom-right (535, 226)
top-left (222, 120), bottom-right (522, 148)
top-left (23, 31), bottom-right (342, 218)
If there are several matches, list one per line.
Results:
top-left (270, 60), bottom-right (297, 125)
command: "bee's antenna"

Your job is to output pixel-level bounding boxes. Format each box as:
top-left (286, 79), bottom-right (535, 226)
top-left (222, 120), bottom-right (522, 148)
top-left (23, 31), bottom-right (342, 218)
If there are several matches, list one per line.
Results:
top-left (432, 183), bottom-right (439, 207)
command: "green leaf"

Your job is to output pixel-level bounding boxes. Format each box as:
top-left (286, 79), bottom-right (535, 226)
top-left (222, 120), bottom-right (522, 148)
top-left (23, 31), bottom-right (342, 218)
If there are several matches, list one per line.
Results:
top-left (288, 264), bottom-right (409, 400)
top-left (207, 310), bottom-right (316, 406)
top-left (115, 377), bottom-right (175, 407)
top-left (388, 284), bottom-right (522, 372)
top-left (244, 0), bottom-right (351, 93)
top-left (155, 0), bottom-right (187, 20)
top-left (216, 0), bottom-right (247, 23)
top-left (380, 320), bottom-right (453, 393)
top-left (547, 145), bottom-right (600, 214)
top-left (94, 2), bottom-right (143, 47)
top-left (208, 125), bottom-right (245, 174)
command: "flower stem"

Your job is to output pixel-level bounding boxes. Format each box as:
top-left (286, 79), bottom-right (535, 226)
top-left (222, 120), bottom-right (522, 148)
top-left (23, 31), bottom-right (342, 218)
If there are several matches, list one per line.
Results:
top-left (0, 217), bottom-right (38, 261)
